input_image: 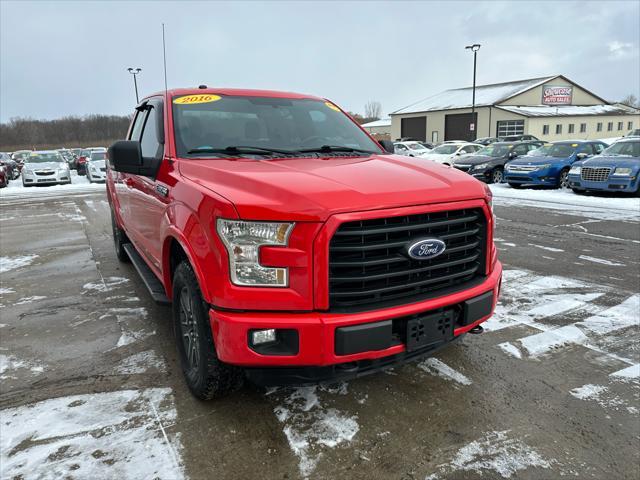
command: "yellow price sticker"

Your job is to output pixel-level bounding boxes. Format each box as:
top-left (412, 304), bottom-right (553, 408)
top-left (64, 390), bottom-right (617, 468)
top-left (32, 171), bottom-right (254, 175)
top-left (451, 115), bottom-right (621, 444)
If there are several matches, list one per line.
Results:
top-left (325, 101), bottom-right (341, 112)
top-left (571, 143), bottom-right (578, 147)
top-left (173, 94), bottom-right (221, 105)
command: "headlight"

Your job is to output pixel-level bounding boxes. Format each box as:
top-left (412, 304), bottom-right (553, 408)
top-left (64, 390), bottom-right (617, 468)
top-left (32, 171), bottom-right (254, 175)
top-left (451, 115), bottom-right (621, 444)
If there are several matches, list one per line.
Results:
top-left (569, 166), bottom-right (581, 175)
top-left (612, 167), bottom-right (632, 176)
top-left (536, 164), bottom-right (551, 170)
top-left (217, 219), bottom-right (294, 287)
top-left (475, 163), bottom-right (490, 169)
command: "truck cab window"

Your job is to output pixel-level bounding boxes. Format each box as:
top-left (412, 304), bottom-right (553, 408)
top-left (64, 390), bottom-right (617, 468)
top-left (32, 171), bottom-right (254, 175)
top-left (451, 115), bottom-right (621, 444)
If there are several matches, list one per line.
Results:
top-left (140, 106), bottom-right (162, 159)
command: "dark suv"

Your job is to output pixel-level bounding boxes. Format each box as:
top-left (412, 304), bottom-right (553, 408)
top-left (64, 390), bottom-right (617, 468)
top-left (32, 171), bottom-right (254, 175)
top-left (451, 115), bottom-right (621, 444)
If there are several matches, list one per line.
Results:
top-left (452, 141), bottom-right (543, 183)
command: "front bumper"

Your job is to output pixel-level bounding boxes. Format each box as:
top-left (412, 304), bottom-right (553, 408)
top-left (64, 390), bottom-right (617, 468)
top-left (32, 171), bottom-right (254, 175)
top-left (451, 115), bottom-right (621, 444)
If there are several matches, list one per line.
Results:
top-left (504, 168), bottom-right (558, 186)
top-left (210, 261), bottom-right (502, 382)
top-left (22, 170), bottom-right (71, 185)
top-left (569, 174), bottom-right (639, 193)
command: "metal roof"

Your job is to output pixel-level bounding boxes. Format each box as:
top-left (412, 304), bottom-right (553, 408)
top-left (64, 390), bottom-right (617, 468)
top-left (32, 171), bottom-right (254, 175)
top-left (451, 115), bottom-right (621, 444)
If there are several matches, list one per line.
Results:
top-left (392, 75), bottom-right (567, 115)
top-left (496, 104), bottom-right (639, 117)
top-left (361, 118), bottom-right (392, 128)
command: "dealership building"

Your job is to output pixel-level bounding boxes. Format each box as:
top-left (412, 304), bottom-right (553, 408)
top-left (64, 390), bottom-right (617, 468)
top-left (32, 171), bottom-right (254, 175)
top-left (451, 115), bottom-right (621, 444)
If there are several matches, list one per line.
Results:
top-left (390, 75), bottom-right (639, 143)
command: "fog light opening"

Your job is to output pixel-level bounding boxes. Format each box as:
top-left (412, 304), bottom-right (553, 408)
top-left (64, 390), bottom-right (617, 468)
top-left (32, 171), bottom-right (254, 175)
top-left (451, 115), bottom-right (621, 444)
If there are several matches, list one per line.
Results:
top-left (251, 329), bottom-right (276, 345)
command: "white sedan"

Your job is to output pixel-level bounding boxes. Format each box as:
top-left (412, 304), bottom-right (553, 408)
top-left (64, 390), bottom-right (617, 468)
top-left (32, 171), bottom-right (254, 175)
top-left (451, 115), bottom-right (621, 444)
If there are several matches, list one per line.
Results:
top-left (393, 141), bottom-right (432, 157)
top-left (419, 142), bottom-right (484, 165)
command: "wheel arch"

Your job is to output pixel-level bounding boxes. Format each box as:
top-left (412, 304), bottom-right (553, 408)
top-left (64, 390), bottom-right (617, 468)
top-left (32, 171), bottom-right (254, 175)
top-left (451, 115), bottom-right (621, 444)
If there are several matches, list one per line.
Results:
top-left (162, 231), bottom-right (212, 304)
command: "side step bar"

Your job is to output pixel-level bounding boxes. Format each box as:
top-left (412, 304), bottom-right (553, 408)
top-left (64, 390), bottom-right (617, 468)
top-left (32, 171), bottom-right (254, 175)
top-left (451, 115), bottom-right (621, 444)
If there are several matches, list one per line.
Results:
top-left (123, 243), bottom-right (170, 305)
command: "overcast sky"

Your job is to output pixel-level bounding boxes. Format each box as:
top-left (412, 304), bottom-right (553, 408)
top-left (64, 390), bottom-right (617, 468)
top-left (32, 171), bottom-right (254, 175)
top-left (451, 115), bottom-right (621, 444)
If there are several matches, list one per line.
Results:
top-left (1, 1), bottom-right (639, 122)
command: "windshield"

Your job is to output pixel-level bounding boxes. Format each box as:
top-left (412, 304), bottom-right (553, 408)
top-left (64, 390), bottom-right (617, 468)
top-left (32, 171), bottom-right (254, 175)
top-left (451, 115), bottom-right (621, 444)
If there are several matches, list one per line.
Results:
top-left (533, 144), bottom-right (576, 158)
top-left (603, 141), bottom-right (640, 157)
top-left (90, 152), bottom-right (106, 160)
top-left (431, 145), bottom-right (460, 154)
top-left (172, 95), bottom-right (382, 157)
top-left (477, 144), bottom-right (513, 157)
top-left (25, 152), bottom-right (63, 163)
top-left (406, 142), bottom-right (427, 151)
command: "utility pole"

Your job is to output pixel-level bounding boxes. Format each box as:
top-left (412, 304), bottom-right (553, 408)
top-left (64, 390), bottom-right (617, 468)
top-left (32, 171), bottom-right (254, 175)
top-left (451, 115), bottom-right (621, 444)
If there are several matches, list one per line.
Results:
top-left (465, 44), bottom-right (481, 140)
top-left (127, 67), bottom-right (142, 103)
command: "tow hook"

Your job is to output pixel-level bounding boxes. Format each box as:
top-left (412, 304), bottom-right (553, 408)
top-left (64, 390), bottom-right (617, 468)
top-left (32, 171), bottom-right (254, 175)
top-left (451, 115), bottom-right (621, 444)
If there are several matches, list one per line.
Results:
top-left (469, 325), bottom-right (484, 334)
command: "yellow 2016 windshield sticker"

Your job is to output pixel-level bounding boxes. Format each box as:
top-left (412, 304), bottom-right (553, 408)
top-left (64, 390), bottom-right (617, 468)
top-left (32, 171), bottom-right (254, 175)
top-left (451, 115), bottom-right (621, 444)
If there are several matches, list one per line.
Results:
top-left (173, 94), bottom-right (221, 105)
top-left (571, 143), bottom-right (579, 147)
top-left (325, 101), bottom-right (341, 112)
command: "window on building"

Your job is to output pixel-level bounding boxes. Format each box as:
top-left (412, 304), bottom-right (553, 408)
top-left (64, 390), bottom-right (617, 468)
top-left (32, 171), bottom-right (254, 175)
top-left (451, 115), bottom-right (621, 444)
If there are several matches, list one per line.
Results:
top-left (556, 124), bottom-right (562, 135)
top-left (629, 121), bottom-right (634, 130)
top-left (607, 122), bottom-right (613, 131)
top-left (543, 125), bottom-right (549, 135)
top-left (617, 122), bottom-right (624, 131)
top-left (497, 120), bottom-right (524, 138)
top-left (580, 123), bottom-right (587, 133)
top-left (568, 124), bottom-right (575, 134)
top-left (596, 122), bottom-right (603, 132)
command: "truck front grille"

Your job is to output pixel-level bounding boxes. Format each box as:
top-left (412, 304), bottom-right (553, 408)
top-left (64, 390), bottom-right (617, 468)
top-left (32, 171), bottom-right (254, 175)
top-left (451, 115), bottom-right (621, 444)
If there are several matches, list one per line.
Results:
top-left (328, 208), bottom-right (487, 312)
top-left (581, 167), bottom-right (611, 182)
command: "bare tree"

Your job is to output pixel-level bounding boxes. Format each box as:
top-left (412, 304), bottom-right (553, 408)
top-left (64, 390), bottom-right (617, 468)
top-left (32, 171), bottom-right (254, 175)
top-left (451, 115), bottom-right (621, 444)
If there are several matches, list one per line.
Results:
top-left (364, 101), bottom-right (382, 120)
top-left (620, 94), bottom-right (639, 108)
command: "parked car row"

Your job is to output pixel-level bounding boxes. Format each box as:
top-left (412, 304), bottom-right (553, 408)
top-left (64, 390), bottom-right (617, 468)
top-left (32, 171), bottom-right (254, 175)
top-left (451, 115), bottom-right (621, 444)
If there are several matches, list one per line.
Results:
top-left (0, 146), bottom-right (107, 188)
top-left (391, 135), bottom-right (639, 195)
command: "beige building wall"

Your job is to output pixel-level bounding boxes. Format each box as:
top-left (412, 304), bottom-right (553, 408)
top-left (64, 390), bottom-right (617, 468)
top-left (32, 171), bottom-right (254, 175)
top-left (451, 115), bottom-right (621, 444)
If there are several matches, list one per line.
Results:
top-left (364, 125), bottom-right (392, 136)
top-left (501, 77), bottom-right (604, 106)
top-left (391, 107), bottom-right (528, 141)
top-left (527, 114), bottom-right (640, 141)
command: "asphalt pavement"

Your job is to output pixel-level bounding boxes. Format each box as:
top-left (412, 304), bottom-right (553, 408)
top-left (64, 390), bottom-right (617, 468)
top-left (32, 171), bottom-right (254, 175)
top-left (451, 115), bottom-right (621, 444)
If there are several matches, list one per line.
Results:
top-left (1, 185), bottom-right (638, 480)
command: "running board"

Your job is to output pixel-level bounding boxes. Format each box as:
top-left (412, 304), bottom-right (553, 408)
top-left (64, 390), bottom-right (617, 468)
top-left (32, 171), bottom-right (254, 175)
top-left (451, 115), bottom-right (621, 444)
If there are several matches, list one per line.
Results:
top-left (123, 243), bottom-right (170, 305)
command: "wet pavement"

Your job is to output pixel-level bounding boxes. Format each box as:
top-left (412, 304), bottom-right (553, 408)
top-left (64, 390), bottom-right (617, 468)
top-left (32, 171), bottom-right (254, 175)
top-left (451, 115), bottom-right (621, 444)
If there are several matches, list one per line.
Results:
top-left (1, 185), bottom-right (639, 479)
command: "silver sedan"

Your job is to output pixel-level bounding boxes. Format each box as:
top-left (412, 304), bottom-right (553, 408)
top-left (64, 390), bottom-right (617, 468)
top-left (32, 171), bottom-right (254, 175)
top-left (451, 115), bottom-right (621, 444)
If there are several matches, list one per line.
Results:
top-left (21, 151), bottom-right (71, 186)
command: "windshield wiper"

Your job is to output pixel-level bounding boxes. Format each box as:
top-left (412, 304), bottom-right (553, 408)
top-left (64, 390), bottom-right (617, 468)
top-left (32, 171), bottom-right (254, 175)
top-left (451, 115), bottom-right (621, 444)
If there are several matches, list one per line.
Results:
top-left (187, 146), bottom-right (301, 156)
top-left (299, 145), bottom-right (376, 154)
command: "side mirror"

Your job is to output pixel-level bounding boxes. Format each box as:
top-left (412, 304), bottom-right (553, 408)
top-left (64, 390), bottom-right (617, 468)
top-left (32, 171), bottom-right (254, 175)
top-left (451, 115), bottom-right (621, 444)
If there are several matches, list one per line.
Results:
top-left (508, 151), bottom-right (517, 159)
top-left (109, 140), bottom-right (142, 174)
top-left (576, 153), bottom-right (589, 160)
top-left (379, 140), bottom-right (395, 154)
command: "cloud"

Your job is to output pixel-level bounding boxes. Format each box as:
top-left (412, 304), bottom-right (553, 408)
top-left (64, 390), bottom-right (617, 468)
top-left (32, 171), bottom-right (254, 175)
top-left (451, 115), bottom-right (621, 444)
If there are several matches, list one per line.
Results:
top-left (608, 41), bottom-right (636, 59)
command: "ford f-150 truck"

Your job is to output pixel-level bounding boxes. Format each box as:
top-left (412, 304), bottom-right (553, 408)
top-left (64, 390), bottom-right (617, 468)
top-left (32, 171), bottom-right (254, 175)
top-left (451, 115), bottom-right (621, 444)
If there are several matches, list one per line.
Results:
top-left (107, 87), bottom-right (502, 399)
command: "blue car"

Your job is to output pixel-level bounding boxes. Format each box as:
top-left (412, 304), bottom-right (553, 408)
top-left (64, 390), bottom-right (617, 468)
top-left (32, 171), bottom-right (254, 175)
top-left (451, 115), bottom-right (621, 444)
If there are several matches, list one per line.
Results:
top-left (568, 137), bottom-right (640, 195)
top-left (504, 140), bottom-right (608, 189)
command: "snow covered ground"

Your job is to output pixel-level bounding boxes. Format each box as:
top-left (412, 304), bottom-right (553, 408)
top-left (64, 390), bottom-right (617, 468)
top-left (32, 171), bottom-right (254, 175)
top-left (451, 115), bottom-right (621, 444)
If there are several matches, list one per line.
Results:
top-left (0, 171), bottom-right (104, 199)
top-left (490, 183), bottom-right (640, 221)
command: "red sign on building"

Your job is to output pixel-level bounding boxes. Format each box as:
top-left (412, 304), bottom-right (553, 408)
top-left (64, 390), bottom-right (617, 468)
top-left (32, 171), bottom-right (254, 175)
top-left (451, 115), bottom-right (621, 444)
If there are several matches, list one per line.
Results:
top-left (542, 85), bottom-right (573, 105)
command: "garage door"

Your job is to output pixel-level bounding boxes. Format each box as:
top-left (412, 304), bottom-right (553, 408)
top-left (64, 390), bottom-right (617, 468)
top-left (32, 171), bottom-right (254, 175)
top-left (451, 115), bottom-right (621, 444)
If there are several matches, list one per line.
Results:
top-left (401, 117), bottom-right (426, 141)
top-left (444, 113), bottom-right (477, 141)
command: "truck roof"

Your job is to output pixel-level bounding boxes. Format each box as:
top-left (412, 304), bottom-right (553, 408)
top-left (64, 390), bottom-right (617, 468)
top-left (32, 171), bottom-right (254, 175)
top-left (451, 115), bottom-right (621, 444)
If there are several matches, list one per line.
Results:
top-left (145, 87), bottom-right (324, 102)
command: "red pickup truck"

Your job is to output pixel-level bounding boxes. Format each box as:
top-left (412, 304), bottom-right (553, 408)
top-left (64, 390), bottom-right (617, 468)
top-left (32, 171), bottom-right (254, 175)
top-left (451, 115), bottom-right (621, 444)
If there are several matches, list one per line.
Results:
top-left (107, 87), bottom-right (502, 399)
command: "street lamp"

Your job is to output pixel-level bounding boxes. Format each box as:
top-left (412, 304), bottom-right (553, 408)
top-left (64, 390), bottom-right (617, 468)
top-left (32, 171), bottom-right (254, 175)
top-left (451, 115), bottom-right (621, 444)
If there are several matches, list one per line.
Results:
top-left (465, 44), bottom-right (481, 140)
top-left (127, 67), bottom-right (142, 103)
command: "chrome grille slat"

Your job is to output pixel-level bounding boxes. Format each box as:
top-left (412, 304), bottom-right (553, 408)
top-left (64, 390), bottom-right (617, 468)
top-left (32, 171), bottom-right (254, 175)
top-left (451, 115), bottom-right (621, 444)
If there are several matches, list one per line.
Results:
top-left (581, 167), bottom-right (611, 182)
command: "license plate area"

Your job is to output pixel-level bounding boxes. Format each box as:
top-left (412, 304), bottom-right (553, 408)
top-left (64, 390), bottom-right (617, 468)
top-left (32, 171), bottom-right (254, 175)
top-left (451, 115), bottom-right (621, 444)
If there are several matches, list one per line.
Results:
top-left (405, 310), bottom-right (454, 352)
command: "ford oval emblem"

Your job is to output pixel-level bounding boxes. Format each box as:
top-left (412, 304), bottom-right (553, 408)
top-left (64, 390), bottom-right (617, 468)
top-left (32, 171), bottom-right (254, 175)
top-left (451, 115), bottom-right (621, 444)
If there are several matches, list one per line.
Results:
top-left (407, 238), bottom-right (446, 260)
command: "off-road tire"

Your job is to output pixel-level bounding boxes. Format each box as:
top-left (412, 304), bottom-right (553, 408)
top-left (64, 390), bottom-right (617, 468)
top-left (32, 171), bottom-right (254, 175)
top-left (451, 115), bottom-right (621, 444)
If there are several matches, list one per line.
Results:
top-left (110, 208), bottom-right (130, 263)
top-left (172, 261), bottom-right (244, 400)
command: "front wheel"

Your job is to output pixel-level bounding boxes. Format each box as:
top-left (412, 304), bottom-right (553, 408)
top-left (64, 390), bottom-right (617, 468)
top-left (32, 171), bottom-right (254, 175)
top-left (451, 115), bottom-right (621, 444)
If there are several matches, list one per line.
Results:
top-left (490, 168), bottom-right (504, 184)
top-left (172, 261), bottom-right (244, 400)
top-left (558, 169), bottom-right (570, 189)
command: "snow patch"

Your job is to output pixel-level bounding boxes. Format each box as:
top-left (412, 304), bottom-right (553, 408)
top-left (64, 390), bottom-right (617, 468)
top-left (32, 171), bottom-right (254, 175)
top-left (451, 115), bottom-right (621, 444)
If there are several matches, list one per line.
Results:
top-left (519, 325), bottom-right (589, 357)
top-left (529, 244), bottom-right (564, 252)
top-left (14, 296), bottom-right (47, 305)
top-left (610, 364), bottom-right (640, 381)
top-left (426, 430), bottom-right (552, 478)
top-left (497, 342), bottom-right (522, 359)
top-left (0, 254), bottom-right (38, 274)
top-left (417, 358), bottom-right (472, 385)
top-left (115, 350), bottom-right (166, 375)
top-left (578, 295), bottom-right (640, 335)
top-left (0, 287), bottom-right (15, 295)
top-left (578, 255), bottom-right (625, 267)
top-left (83, 277), bottom-right (129, 293)
top-left (272, 386), bottom-right (359, 477)
top-left (0, 354), bottom-right (45, 380)
top-left (0, 388), bottom-right (184, 479)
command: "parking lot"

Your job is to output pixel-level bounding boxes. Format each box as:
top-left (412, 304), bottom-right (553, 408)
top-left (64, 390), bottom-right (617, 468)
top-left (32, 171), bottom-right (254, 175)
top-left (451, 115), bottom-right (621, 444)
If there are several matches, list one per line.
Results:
top-left (1, 179), bottom-right (638, 480)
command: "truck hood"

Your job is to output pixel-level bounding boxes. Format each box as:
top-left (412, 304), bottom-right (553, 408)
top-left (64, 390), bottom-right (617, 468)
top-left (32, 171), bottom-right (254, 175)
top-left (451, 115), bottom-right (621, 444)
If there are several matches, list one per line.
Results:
top-left (179, 154), bottom-right (487, 221)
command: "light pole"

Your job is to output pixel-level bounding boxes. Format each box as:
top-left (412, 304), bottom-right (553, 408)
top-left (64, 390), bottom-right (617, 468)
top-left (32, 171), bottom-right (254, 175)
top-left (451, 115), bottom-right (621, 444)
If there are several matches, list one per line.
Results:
top-left (127, 67), bottom-right (142, 103)
top-left (465, 44), bottom-right (481, 140)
